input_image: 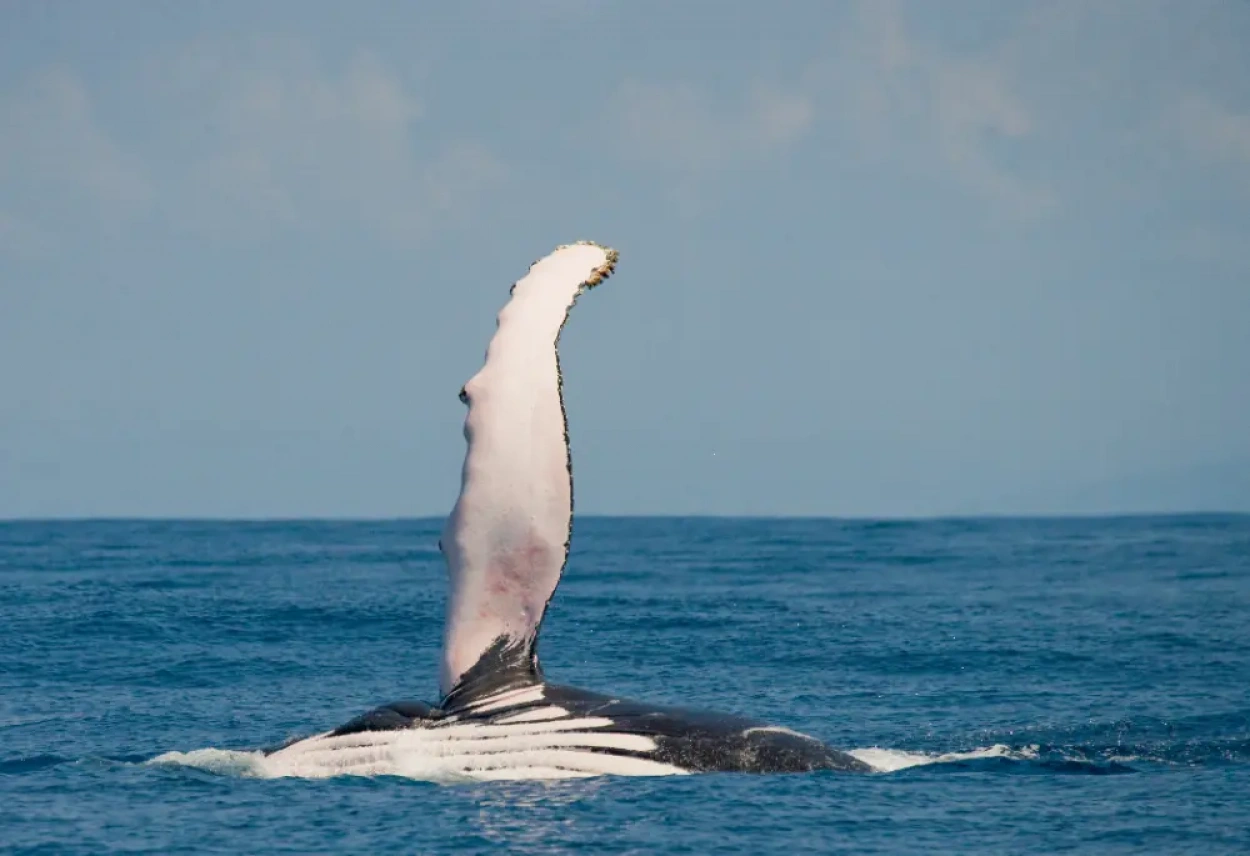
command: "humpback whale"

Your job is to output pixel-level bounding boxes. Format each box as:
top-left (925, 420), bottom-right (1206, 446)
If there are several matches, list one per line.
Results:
top-left (263, 242), bottom-right (871, 779)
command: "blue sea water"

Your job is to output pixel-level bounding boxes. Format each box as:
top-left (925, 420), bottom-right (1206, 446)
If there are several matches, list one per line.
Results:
top-left (1, 516), bottom-right (1248, 854)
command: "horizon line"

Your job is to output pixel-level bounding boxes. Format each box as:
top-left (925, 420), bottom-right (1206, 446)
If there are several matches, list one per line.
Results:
top-left (2, 510), bottom-right (1248, 525)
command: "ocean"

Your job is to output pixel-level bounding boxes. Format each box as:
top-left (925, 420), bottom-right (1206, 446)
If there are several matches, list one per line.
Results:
top-left (1, 516), bottom-right (1247, 854)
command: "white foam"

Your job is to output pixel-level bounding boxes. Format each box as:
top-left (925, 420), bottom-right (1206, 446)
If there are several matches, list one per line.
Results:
top-left (147, 748), bottom-right (271, 777)
top-left (1104, 754), bottom-right (1143, 764)
top-left (850, 743), bottom-right (1040, 773)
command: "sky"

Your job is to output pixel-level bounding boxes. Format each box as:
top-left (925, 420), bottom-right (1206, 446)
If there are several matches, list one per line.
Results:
top-left (1, 0), bottom-right (1248, 518)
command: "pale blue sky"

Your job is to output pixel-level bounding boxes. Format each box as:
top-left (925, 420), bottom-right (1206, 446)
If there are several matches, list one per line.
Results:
top-left (2, 0), bottom-right (1248, 518)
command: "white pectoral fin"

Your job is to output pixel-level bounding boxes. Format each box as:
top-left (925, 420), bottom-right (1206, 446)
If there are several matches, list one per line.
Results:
top-left (439, 242), bottom-right (618, 699)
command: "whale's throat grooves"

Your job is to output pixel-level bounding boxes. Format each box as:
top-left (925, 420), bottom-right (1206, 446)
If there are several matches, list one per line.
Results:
top-left (438, 242), bottom-right (617, 701)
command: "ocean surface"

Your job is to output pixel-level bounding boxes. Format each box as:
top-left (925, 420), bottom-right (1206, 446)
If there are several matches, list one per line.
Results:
top-left (1, 516), bottom-right (1247, 854)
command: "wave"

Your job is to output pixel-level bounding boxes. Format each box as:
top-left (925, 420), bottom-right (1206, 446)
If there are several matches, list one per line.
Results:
top-left (850, 743), bottom-right (1042, 772)
top-left (10, 719), bottom-right (1246, 783)
top-left (144, 736), bottom-right (1247, 781)
top-left (852, 731), bottom-right (1250, 774)
top-left (147, 748), bottom-right (275, 778)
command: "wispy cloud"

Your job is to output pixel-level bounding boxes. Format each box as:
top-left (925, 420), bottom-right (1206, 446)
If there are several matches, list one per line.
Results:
top-left (1172, 94), bottom-right (1250, 177)
top-left (0, 67), bottom-right (151, 253)
top-left (607, 80), bottom-right (813, 173)
top-left (0, 39), bottom-right (505, 254)
top-left (811, 0), bottom-right (1054, 217)
top-left (600, 1), bottom-right (1052, 218)
top-left (156, 39), bottom-right (504, 242)
top-left (0, 67), bottom-right (152, 211)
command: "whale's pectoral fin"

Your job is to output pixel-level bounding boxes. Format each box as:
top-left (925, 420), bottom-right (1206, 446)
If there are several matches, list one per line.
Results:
top-left (438, 242), bottom-right (618, 703)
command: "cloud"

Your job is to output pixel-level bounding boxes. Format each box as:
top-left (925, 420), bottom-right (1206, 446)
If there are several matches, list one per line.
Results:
top-left (821, 0), bottom-right (1250, 219)
top-left (607, 80), bottom-right (813, 173)
top-left (152, 38), bottom-right (505, 242)
top-left (0, 67), bottom-right (151, 253)
top-left (601, 2), bottom-right (1052, 217)
top-left (811, 0), bottom-right (1054, 217)
top-left (1172, 94), bottom-right (1250, 173)
top-left (0, 40), bottom-right (505, 253)
top-left (0, 67), bottom-right (152, 210)
top-left (930, 59), bottom-right (1049, 216)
